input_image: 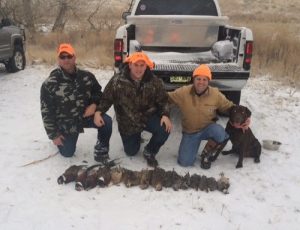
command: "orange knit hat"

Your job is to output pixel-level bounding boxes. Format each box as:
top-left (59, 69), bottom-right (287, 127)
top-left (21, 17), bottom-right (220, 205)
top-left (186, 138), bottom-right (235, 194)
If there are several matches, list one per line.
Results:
top-left (192, 64), bottom-right (212, 80)
top-left (57, 43), bottom-right (75, 56)
top-left (125, 52), bottom-right (155, 69)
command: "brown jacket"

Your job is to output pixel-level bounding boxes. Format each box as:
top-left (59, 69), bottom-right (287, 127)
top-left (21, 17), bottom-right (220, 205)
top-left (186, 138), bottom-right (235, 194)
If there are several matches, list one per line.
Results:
top-left (168, 85), bottom-right (234, 133)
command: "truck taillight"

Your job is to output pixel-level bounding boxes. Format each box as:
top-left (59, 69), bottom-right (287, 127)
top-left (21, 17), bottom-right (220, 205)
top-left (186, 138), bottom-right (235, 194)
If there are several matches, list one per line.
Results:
top-left (114, 39), bottom-right (124, 67)
top-left (243, 41), bottom-right (253, 70)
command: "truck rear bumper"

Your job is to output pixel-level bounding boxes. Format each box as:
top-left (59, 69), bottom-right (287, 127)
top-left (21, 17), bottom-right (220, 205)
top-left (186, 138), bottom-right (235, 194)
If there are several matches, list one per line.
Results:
top-left (163, 78), bottom-right (248, 91)
top-left (153, 62), bottom-right (250, 91)
top-left (115, 62), bottom-right (250, 91)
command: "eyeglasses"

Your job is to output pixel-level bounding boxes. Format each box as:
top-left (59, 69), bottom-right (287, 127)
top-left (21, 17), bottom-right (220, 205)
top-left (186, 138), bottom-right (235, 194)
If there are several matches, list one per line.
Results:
top-left (59, 54), bottom-right (74, 60)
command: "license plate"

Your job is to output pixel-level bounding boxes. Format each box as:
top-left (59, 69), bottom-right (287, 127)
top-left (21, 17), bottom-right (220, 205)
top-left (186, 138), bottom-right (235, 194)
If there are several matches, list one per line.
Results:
top-left (170, 76), bottom-right (191, 83)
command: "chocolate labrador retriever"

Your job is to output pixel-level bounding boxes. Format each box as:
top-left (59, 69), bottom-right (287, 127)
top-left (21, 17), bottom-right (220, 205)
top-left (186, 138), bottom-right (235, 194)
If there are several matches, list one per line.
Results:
top-left (223, 105), bottom-right (261, 168)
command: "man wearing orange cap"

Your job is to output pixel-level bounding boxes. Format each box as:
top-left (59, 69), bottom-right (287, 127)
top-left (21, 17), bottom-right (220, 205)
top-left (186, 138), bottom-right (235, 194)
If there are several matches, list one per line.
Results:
top-left (40, 43), bottom-right (112, 161)
top-left (168, 64), bottom-right (234, 169)
top-left (94, 52), bottom-right (172, 167)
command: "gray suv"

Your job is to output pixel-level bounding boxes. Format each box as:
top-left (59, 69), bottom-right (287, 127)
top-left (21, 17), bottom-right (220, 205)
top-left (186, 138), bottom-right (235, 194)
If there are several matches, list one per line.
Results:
top-left (0, 11), bottom-right (26, 72)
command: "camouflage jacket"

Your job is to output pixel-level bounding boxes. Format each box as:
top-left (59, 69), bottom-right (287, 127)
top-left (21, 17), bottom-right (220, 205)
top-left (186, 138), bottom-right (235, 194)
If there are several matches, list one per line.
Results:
top-left (97, 66), bottom-right (170, 135)
top-left (40, 67), bottom-right (102, 140)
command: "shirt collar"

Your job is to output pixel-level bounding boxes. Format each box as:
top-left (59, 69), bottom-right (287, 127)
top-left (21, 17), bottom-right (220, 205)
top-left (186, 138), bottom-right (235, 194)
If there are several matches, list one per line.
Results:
top-left (190, 85), bottom-right (210, 97)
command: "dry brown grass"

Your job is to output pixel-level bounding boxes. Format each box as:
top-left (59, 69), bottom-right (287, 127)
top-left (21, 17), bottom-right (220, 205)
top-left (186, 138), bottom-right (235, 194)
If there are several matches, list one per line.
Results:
top-left (27, 0), bottom-right (300, 86)
top-left (231, 20), bottom-right (300, 86)
top-left (251, 24), bottom-right (300, 85)
top-left (219, 0), bottom-right (300, 86)
top-left (26, 0), bottom-right (126, 68)
top-left (27, 30), bottom-right (116, 68)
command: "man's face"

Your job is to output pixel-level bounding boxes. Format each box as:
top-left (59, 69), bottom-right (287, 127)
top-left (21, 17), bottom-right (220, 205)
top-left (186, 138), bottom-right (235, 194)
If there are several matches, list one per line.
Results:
top-left (193, 75), bottom-right (209, 94)
top-left (129, 60), bottom-right (147, 81)
top-left (58, 52), bottom-right (76, 73)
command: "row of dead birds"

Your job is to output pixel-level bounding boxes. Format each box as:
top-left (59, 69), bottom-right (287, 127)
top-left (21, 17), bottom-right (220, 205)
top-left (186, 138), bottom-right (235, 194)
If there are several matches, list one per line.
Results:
top-left (57, 160), bottom-right (230, 194)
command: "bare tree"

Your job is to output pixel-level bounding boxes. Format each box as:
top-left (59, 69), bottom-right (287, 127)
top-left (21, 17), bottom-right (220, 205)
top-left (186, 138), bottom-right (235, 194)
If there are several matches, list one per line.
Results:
top-left (85, 0), bottom-right (124, 31)
top-left (0, 0), bottom-right (23, 23)
top-left (22, 0), bottom-right (35, 33)
top-left (87, 4), bottom-right (101, 30)
top-left (52, 0), bottom-right (68, 32)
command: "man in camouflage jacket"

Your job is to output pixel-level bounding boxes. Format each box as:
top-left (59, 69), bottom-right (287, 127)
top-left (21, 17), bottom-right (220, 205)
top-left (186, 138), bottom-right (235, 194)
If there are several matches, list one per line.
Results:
top-left (40, 43), bottom-right (112, 161)
top-left (94, 52), bottom-right (172, 167)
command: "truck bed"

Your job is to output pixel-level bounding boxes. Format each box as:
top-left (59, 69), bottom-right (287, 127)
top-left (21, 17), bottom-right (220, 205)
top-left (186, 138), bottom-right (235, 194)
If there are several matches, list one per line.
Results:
top-left (127, 15), bottom-right (228, 49)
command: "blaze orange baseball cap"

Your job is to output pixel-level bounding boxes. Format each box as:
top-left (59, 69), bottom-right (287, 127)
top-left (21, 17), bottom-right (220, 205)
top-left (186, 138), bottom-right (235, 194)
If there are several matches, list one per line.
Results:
top-left (125, 52), bottom-right (154, 69)
top-left (192, 64), bottom-right (212, 80)
top-left (57, 43), bottom-right (75, 56)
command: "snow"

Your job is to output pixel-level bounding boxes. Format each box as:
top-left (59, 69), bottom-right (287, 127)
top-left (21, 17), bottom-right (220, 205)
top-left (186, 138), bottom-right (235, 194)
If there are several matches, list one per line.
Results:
top-left (0, 65), bottom-right (299, 230)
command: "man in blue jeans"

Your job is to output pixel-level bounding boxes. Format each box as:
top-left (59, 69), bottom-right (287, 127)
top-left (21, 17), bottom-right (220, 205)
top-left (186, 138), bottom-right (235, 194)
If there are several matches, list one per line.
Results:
top-left (168, 64), bottom-right (234, 169)
top-left (40, 43), bottom-right (112, 161)
top-left (94, 52), bottom-right (172, 167)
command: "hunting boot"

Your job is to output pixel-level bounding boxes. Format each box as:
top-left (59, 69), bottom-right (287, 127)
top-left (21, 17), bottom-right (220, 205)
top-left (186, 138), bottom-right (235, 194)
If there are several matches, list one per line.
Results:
top-left (200, 139), bottom-right (227, 169)
top-left (143, 148), bottom-right (158, 168)
top-left (208, 139), bottom-right (228, 162)
top-left (94, 140), bottom-right (109, 163)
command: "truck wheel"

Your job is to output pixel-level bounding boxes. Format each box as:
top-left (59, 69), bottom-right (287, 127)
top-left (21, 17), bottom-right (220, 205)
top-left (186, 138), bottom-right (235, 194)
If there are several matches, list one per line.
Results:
top-left (223, 91), bottom-right (241, 105)
top-left (5, 45), bottom-right (26, 73)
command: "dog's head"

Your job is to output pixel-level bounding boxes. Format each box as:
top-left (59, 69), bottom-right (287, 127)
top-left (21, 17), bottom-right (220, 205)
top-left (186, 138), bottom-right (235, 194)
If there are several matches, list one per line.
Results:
top-left (229, 105), bottom-right (251, 126)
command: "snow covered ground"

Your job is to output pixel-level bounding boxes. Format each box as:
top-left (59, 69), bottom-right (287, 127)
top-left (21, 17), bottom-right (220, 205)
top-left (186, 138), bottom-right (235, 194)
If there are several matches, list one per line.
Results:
top-left (0, 65), bottom-right (299, 230)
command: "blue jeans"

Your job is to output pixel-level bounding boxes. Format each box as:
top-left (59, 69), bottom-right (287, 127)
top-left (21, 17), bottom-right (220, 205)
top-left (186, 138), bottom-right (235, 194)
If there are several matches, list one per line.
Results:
top-left (120, 114), bottom-right (169, 156)
top-left (178, 123), bottom-right (228, 167)
top-left (58, 114), bottom-right (112, 157)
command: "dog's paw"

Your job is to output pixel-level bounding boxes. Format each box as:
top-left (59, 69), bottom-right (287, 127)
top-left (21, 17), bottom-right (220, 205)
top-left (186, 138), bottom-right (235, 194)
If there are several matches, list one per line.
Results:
top-left (236, 163), bottom-right (243, 168)
top-left (254, 158), bottom-right (260, 163)
top-left (222, 150), bottom-right (232, 155)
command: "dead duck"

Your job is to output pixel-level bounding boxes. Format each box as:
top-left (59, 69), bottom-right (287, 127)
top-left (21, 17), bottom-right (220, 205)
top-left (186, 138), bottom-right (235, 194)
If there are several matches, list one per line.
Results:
top-left (110, 166), bottom-right (124, 185)
top-left (181, 172), bottom-right (190, 190)
top-left (97, 166), bottom-right (111, 187)
top-left (199, 175), bottom-right (208, 192)
top-left (207, 177), bottom-right (218, 192)
top-left (122, 169), bottom-right (141, 188)
top-left (75, 167), bottom-right (89, 191)
top-left (163, 170), bottom-right (174, 188)
top-left (217, 173), bottom-right (230, 194)
top-left (189, 174), bottom-right (201, 190)
top-left (57, 165), bottom-right (87, 184)
top-left (75, 164), bottom-right (102, 191)
top-left (151, 167), bottom-right (165, 191)
top-left (171, 170), bottom-right (183, 191)
top-left (85, 166), bottom-right (103, 190)
top-left (139, 169), bottom-right (153, 190)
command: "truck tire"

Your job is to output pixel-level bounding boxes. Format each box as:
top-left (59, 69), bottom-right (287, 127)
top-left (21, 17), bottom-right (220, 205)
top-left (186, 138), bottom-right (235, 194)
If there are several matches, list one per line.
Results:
top-left (5, 45), bottom-right (26, 73)
top-left (223, 91), bottom-right (241, 105)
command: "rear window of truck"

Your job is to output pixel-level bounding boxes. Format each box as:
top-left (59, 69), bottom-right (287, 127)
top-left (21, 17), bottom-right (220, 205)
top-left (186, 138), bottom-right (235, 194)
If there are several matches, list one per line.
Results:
top-left (135, 0), bottom-right (218, 16)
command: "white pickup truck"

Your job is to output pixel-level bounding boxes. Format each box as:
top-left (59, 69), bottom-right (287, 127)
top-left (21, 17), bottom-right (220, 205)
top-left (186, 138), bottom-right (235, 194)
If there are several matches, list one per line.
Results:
top-left (114, 0), bottom-right (253, 104)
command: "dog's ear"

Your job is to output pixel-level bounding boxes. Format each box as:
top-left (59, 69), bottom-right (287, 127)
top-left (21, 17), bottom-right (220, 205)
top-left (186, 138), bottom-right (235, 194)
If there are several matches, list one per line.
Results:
top-left (244, 106), bottom-right (252, 117)
top-left (229, 105), bottom-right (236, 115)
